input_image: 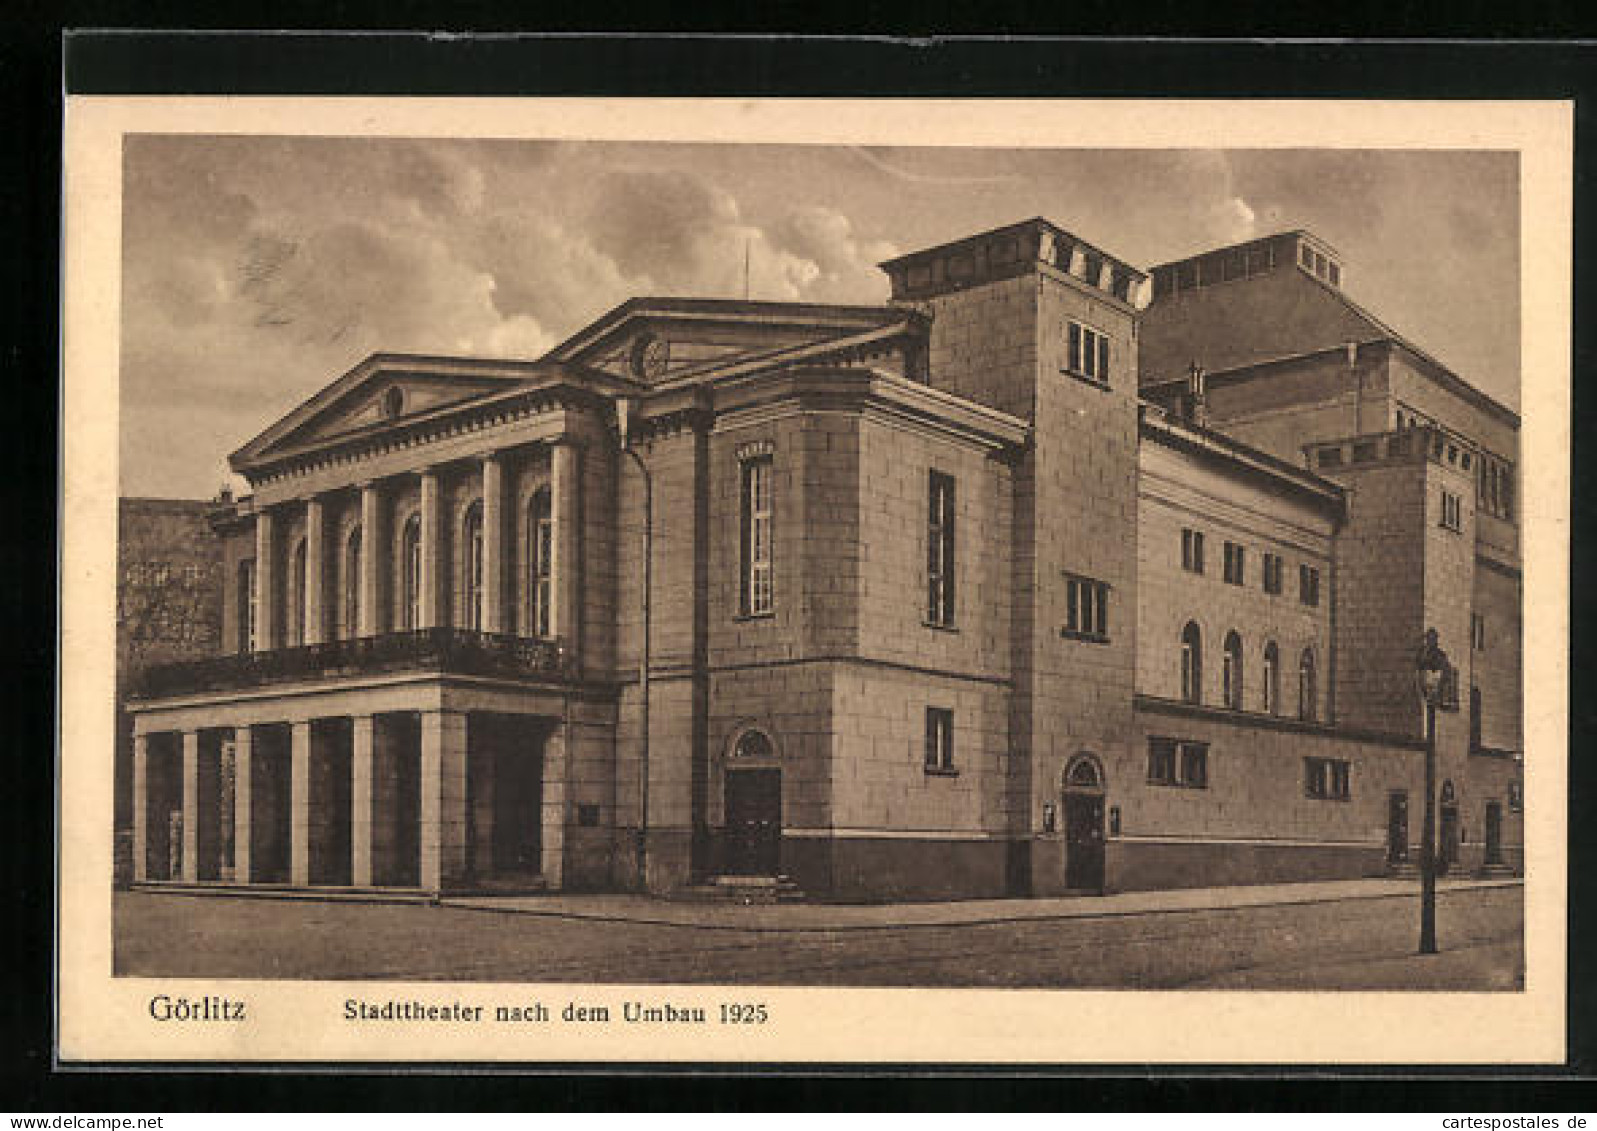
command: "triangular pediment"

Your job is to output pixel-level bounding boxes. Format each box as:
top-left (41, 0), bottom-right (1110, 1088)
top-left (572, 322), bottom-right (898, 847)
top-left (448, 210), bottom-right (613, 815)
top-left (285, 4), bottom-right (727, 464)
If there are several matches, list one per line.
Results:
top-left (547, 298), bottom-right (911, 386)
top-left (230, 355), bottom-right (532, 470)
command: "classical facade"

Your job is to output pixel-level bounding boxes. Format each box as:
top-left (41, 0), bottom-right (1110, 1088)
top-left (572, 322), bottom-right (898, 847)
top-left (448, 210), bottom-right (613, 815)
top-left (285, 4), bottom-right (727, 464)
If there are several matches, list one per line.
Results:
top-left (124, 217), bottom-right (1523, 900)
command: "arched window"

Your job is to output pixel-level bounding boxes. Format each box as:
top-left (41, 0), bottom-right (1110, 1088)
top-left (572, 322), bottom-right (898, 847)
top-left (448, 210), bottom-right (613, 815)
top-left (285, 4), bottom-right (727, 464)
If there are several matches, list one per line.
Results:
top-left (1066, 755), bottom-right (1103, 791)
top-left (462, 501), bottom-right (484, 632)
top-left (1262, 641), bottom-right (1280, 715)
top-left (1222, 631), bottom-right (1244, 710)
top-left (289, 539), bottom-right (307, 647)
top-left (1298, 648), bottom-right (1318, 721)
top-left (1180, 621), bottom-right (1203, 704)
top-left (401, 514), bottom-right (423, 631)
top-left (237, 559), bottom-right (256, 653)
top-left (734, 730), bottom-right (775, 761)
top-left (528, 487), bottom-right (553, 638)
top-left (343, 526), bottom-right (362, 639)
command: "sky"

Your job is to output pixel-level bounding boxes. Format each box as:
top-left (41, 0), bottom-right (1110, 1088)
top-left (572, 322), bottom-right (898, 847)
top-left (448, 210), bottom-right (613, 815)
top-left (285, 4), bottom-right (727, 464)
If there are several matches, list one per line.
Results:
top-left (119, 137), bottom-right (1520, 498)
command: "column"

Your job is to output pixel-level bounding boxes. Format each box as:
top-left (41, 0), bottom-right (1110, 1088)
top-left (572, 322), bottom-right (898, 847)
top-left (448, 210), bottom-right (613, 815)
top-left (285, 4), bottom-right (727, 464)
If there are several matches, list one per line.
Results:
top-left (254, 506), bottom-right (277, 652)
top-left (181, 730), bottom-right (201, 881)
top-left (419, 709), bottom-right (468, 892)
top-left (303, 496), bottom-right (326, 646)
top-left (350, 715), bottom-right (375, 887)
top-left (233, 726), bottom-right (253, 882)
top-left (540, 723), bottom-right (568, 890)
top-left (550, 440), bottom-right (580, 645)
top-left (419, 468), bottom-right (442, 629)
top-left (132, 732), bottom-right (149, 882)
top-left (481, 452), bottom-right (506, 634)
top-left (358, 481), bottom-right (383, 637)
top-left (289, 720), bottom-right (312, 886)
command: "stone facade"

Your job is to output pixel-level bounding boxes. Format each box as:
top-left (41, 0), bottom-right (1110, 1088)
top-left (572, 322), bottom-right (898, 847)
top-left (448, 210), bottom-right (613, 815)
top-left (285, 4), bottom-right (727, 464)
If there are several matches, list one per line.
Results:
top-left (123, 217), bottom-right (1523, 900)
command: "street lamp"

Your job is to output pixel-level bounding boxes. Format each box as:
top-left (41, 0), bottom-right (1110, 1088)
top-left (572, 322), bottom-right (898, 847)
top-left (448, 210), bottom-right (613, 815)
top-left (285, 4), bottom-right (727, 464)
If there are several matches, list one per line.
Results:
top-left (1414, 627), bottom-right (1450, 955)
top-left (617, 397), bottom-right (652, 891)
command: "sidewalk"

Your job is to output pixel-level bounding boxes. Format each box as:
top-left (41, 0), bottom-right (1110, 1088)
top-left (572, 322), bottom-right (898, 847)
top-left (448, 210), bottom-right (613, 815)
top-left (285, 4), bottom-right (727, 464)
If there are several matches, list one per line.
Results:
top-left (441, 875), bottom-right (1521, 933)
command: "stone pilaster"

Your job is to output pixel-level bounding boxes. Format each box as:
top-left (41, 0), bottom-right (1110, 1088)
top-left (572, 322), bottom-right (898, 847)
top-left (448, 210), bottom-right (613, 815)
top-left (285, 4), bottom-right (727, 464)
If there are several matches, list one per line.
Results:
top-left (131, 732), bottom-right (149, 882)
top-left (358, 481), bottom-right (383, 637)
top-left (289, 720), bottom-right (312, 886)
top-left (419, 468), bottom-right (442, 629)
top-left (481, 453), bottom-right (506, 633)
top-left (180, 730), bottom-right (200, 880)
top-left (350, 715), bottom-right (375, 887)
top-left (254, 507), bottom-right (276, 651)
top-left (551, 440), bottom-right (580, 647)
top-left (232, 727), bottom-right (253, 882)
top-left (541, 723), bottom-right (567, 890)
top-left (419, 709), bottom-right (468, 892)
top-left (304, 496), bottom-right (326, 646)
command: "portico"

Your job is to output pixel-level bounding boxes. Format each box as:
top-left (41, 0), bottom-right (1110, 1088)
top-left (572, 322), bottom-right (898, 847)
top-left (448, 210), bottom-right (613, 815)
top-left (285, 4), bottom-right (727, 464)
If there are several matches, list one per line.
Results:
top-left (128, 658), bottom-right (583, 894)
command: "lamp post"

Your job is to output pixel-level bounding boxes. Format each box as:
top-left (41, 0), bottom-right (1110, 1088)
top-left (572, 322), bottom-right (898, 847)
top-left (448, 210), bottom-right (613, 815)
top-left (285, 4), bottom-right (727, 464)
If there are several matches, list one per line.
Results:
top-left (617, 397), bottom-right (652, 891)
top-left (1414, 627), bottom-right (1450, 955)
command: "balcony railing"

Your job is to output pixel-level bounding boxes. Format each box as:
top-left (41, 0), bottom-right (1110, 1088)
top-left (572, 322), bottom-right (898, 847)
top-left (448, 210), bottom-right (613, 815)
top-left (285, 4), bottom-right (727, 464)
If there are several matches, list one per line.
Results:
top-left (130, 629), bottom-right (574, 699)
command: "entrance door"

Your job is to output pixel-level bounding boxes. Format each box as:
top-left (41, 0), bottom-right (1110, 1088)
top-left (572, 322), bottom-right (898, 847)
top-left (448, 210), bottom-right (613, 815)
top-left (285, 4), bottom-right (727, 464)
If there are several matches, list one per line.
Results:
top-left (1484, 801), bottom-right (1503, 866)
top-left (723, 768), bottom-right (781, 876)
top-left (1387, 792), bottom-right (1409, 864)
top-left (1064, 793), bottom-right (1106, 891)
top-left (1439, 805), bottom-right (1460, 876)
top-left (492, 742), bottom-right (543, 876)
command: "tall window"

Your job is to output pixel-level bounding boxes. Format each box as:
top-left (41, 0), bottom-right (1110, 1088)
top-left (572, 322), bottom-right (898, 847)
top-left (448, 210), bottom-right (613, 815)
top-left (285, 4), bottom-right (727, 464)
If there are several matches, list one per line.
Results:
top-left (401, 514), bottom-right (423, 631)
top-left (289, 539), bottom-right (307, 646)
top-left (1299, 564), bottom-right (1320, 607)
top-left (1298, 648), bottom-right (1318, 721)
top-left (343, 527), bottom-right (362, 639)
top-left (462, 502), bottom-right (484, 632)
top-left (1066, 320), bottom-right (1110, 384)
top-left (924, 707), bottom-right (955, 774)
top-left (1223, 541), bottom-right (1245, 586)
top-left (1180, 621), bottom-right (1203, 704)
top-left (1471, 612), bottom-right (1486, 651)
top-left (740, 455), bottom-right (774, 616)
top-left (1262, 641), bottom-right (1280, 715)
top-left (1440, 489), bottom-right (1463, 532)
top-left (1262, 552), bottom-right (1284, 595)
top-left (1148, 737), bottom-right (1209, 789)
top-left (529, 488), bottom-right (553, 638)
top-left (238, 559), bottom-right (256, 653)
top-left (1222, 630), bottom-right (1244, 710)
top-left (1181, 528), bottom-right (1205, 574)
top-left (1470, 686), bottom-right (1483, 751)
top-left (926, 471), bottom-right (956, 627)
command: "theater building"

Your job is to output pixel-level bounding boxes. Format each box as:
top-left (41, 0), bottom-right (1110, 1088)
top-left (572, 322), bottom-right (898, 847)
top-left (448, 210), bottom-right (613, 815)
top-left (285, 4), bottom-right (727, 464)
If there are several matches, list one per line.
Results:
top-left (124, 217), bottom-right (1522, 900)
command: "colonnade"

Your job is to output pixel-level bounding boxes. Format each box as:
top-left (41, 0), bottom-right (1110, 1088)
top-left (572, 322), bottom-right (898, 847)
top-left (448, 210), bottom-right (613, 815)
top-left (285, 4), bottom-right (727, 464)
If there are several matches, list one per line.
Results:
top-left (131, 709), bottom-right (568, 893)
top-left (250, 440), bottom-right (581, 651)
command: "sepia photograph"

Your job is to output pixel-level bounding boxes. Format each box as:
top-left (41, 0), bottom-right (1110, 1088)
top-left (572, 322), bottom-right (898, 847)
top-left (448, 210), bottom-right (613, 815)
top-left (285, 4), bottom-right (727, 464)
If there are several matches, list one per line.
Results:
top-left (59, 96), bottom-right (1570, 1063)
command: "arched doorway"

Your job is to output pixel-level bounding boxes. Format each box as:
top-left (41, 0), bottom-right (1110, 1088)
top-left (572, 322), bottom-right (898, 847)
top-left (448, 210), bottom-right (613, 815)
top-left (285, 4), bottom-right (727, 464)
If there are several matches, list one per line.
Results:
top-left (1062, 754), bottom-right (1107, 893)
top-left (722, 729), bottom-right (781, 876)
top-left (1439, 780), bottom-right (1460, 875)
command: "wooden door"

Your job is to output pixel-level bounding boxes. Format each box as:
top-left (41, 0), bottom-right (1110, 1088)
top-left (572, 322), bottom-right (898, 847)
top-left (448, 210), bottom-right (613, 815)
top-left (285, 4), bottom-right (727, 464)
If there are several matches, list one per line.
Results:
top-left (1484, 801), bottom-right (1503, 865)
top-left (724, 768), bottom-right (781, 876)
top-left (1064, 793), bottom-right (1105, 891)
top-left (1387, 792), bottom-right (1409, 863)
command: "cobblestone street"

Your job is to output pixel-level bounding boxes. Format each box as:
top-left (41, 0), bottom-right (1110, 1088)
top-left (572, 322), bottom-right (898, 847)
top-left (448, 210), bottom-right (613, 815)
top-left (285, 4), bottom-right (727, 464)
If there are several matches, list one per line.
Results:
top-left (115, 880), bottom-right (1523, 990)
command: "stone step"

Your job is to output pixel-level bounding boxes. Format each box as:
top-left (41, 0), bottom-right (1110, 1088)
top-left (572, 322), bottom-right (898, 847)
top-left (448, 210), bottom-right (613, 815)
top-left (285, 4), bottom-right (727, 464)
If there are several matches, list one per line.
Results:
top-left (675, 875), bottom-right (806, 904)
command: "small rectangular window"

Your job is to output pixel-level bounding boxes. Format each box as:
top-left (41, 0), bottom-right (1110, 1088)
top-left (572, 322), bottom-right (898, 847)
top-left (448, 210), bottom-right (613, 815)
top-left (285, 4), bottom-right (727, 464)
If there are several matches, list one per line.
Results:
top-left (1328, 262), bottom-right (1341, 287)
top-left (740, 454), bottom-right (775, 616)
top-left (1223, 541), bottom-right (1246, 586)
top-left (1305, 756), bottom-right (1351, 801)
top-left (1065, 320), bottom-right (1110, 384)
top-left (924, 707), bottom-right (955, 774)
top-left (1063, 573), bottom-right (1110, 641)
top-left (926, 471), bottom-right (957, 627)
top-left (1299, 564), bottom-right (1320, 607)
top-left (1148, 737), bottom-right (1208, 789)
top-left (1440, 490), bottom-right (1463, 532)
top-left (1181, 528), bottom-right (1205, 574)
top-left (1472, 613), bottom-right (1486, 651)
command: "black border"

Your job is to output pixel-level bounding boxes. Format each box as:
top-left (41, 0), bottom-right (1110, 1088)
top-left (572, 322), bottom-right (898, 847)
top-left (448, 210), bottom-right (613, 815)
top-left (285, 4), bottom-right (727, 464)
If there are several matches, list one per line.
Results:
top-left (10, 27), bottom-right (1596, 1108)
